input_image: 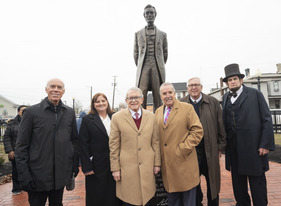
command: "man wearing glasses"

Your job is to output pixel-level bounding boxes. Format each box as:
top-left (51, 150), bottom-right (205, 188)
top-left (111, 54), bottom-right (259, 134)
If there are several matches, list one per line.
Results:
top-left (181, 77), bottom-right (226, 206)
top-left (109, 87), bottom-right (161, 206)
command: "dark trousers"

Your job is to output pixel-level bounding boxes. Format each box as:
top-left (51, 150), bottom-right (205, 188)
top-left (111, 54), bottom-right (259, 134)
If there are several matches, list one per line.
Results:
top-left (123, 200), bottom-right (151, 206)
top-left (11, 159), bottom-right (21, 192)
top-left (28, 188), bottom-right (64, 206)
top-left (196, 148), bottom-right (219, 206)
top-left (229, 137), bottom-right (268, 206)
top-left (167, 187), bottom-right (196, 206)
top-left (139, 58), bottom-right (162, 112)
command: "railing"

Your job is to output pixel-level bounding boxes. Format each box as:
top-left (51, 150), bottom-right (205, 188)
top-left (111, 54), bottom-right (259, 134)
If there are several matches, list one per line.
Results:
top-left (271, 109), bottom-right (281, 134)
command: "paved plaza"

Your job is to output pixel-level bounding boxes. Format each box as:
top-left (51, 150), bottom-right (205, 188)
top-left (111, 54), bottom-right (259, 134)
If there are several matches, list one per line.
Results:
top-left (0, 155), bottom-right (280, 206)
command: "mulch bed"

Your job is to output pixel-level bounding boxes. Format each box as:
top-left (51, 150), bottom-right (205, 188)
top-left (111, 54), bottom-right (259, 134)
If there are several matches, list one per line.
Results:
top-left (0, 161), bottom-right (12, 185)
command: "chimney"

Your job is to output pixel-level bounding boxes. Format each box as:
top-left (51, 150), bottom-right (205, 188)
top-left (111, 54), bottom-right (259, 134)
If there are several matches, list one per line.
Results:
top-left (245, 68), bottom-right (250, 77)
top-left (276, 63), bottom-right (281, 73)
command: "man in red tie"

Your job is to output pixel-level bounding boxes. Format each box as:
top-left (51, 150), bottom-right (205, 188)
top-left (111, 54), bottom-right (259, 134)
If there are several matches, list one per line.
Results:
top-left (155, 82), bottom-right (203, 206)
top-left (109, 87), bottom-right (161, 206)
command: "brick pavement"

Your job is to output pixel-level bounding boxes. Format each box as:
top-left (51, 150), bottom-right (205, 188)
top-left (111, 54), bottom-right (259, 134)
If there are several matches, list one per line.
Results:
top-left (0, 155), bottom-right (280, 206)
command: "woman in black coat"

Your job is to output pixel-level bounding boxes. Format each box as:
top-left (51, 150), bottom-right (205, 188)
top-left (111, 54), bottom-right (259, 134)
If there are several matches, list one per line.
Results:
top-left (79, 93), bottom-right (122, 206)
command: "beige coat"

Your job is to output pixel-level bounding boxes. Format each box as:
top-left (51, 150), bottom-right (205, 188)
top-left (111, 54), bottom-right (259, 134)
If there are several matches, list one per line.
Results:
top-left (109, 108), bottom-right (161, 205)
top-left (155, 99), bottom-right (203, 193)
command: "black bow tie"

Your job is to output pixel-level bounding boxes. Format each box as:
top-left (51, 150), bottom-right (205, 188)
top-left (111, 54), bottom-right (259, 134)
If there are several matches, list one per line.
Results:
top-left (228, 92), bottom-right (237, 98)
top-left (147, 27), bottom-right (155, 30)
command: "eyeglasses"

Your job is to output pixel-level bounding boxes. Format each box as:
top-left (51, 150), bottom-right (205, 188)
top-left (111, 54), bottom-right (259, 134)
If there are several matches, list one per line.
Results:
top-left (188, 84), bottom-right (201, 88)
top-left (126, 96), bottom-right (142, 101)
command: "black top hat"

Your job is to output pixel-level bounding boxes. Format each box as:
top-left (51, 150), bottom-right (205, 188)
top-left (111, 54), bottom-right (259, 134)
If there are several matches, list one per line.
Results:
top-left (223, 63), bottom-right (245, 82)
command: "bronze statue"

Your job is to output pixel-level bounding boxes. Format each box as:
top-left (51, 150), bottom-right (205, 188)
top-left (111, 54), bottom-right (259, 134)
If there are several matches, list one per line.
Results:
top-left (134, 4), bottom-right (168, 111)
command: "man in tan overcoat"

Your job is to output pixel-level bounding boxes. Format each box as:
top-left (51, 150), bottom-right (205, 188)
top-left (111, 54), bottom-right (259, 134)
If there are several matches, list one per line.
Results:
top-left (109, 87), bottom-right (161, 206)
top-left (181, 77), bottom-right (226, 206)
top-left (155, 82), bottom-right (203, 206)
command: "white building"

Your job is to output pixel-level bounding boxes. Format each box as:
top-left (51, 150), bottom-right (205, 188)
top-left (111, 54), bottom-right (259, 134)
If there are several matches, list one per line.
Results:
top-left (0, 95), bottom-right (18, 118)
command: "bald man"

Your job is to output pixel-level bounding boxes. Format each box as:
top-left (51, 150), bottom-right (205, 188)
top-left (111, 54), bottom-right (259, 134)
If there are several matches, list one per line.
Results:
top-left (16, 78), bottom-right (79, 206)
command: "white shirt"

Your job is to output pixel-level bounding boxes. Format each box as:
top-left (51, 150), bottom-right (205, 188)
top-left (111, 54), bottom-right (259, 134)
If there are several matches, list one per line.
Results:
top-left (129, 108), bottom-right (142, 119)
top-left (190, 93), bottom-right (203, 103)
top-left (99, 114), bottom-right (111, 136)
top-left (230, 85), bottom-right (243, 104)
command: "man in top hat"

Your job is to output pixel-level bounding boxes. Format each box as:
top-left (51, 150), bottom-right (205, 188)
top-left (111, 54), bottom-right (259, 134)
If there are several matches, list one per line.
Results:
top-left (134, 4), bottom-right (168, 111)
top-left (222, 63), bottom-right (275, 206)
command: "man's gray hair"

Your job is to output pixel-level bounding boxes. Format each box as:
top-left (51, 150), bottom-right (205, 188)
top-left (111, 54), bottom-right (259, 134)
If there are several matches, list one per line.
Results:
top-left (159, 82), bottom-right (175, 93)
top-left (45, 78), bottom-right (65, 89)
top-left (126, 87), bottom-right (144, 98)
top-left (187, 77), bottom-right (202, 86)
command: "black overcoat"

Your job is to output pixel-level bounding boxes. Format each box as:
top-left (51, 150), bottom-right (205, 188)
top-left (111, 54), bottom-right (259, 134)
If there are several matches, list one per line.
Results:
top-left (15, 97), bottom-right (79, 191)
top-left (79, 113), bottom-right (121, 206)
top-left (4, 115), bottom-right (21, 154)
top-left (222, 85), bottom-right (275, 176)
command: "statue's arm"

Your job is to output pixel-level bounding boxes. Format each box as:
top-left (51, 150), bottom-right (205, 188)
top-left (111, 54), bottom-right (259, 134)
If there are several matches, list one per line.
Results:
top-left (163, 33), bottom-right (168, 63)
top-left (133, 33), bottom-right (139, 66)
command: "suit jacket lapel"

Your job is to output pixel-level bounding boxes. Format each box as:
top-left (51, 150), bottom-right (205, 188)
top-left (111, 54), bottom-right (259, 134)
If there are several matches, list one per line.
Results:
top-left (139, 108), bottom-right (148, 132)
top-left (155, 27), bottom-right (159, 47)
top-left (239, 86), bottom-right (248, 108)
top-left (90, 113), bottom-right (108, 137)
top-left (124, 108), bottom-right (139, 132)
top-left (141, 28), bottom-right (146, 45)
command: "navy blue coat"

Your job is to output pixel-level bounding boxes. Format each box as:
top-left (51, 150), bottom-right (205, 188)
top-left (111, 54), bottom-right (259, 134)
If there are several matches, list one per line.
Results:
top-left (222, 85), bottom-right (275, 176)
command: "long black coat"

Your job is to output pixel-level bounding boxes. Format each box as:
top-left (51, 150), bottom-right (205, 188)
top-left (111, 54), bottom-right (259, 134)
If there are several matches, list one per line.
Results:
top-left (15, 97), bottom-right (79, 191)
top-left (222, 85), bottom-right (275, 176)
top-left (79, 113), bottom-right (121, 206)
top-left (4, 115), bottom-right (21, 154)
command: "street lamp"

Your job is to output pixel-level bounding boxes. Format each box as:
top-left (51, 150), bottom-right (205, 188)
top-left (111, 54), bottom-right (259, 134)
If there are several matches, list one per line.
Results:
top-left (255, 69), bottom-right (262, 91)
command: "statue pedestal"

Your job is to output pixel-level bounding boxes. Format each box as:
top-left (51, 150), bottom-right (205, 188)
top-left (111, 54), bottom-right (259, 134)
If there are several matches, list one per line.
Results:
top-left (150, 173), bottom-right (168, 206)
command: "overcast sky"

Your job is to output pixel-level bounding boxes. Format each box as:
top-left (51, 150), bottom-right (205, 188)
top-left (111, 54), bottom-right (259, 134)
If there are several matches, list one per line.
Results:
top-left (1, 0), bottom-right (281, 111)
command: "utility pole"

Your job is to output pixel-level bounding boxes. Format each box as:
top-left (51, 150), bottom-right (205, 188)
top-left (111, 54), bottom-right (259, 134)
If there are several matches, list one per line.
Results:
top-left (112, 76), bottom-right (117, 109)
top-left (90, 86), bottom-right (93, 103)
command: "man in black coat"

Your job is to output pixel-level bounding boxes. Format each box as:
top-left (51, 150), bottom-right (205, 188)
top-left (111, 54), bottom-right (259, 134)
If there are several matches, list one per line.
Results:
top-left (4, 105), bottom-right (27, 195)
top-left (16, 78), bottom-right (79, 206)
top-left (222, 64), bottom-right (275, 206)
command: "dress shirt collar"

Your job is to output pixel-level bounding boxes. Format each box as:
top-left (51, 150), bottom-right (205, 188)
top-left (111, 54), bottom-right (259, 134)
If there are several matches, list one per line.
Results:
top-left (129, 108), bottom-right (142, 119)
top-left (190, 93), bottom-right (202, 103)
top-left (230, 85), bottom-right (243, 104)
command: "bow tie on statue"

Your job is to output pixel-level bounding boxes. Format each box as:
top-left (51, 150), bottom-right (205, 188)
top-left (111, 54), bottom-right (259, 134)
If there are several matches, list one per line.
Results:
top-left (147, 26), bottom-right (155, 30)
top-left (228, 92), bottom-right (237, 98)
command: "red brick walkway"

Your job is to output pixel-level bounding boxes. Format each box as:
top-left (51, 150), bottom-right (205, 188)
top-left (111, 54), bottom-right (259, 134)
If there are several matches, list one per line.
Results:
top-left (0, 155), bottom-right (280, 206)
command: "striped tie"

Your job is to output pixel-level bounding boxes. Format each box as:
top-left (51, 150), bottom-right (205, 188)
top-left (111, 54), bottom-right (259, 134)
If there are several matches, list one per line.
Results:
top-left (164, 107), bottom-right (171, 125)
